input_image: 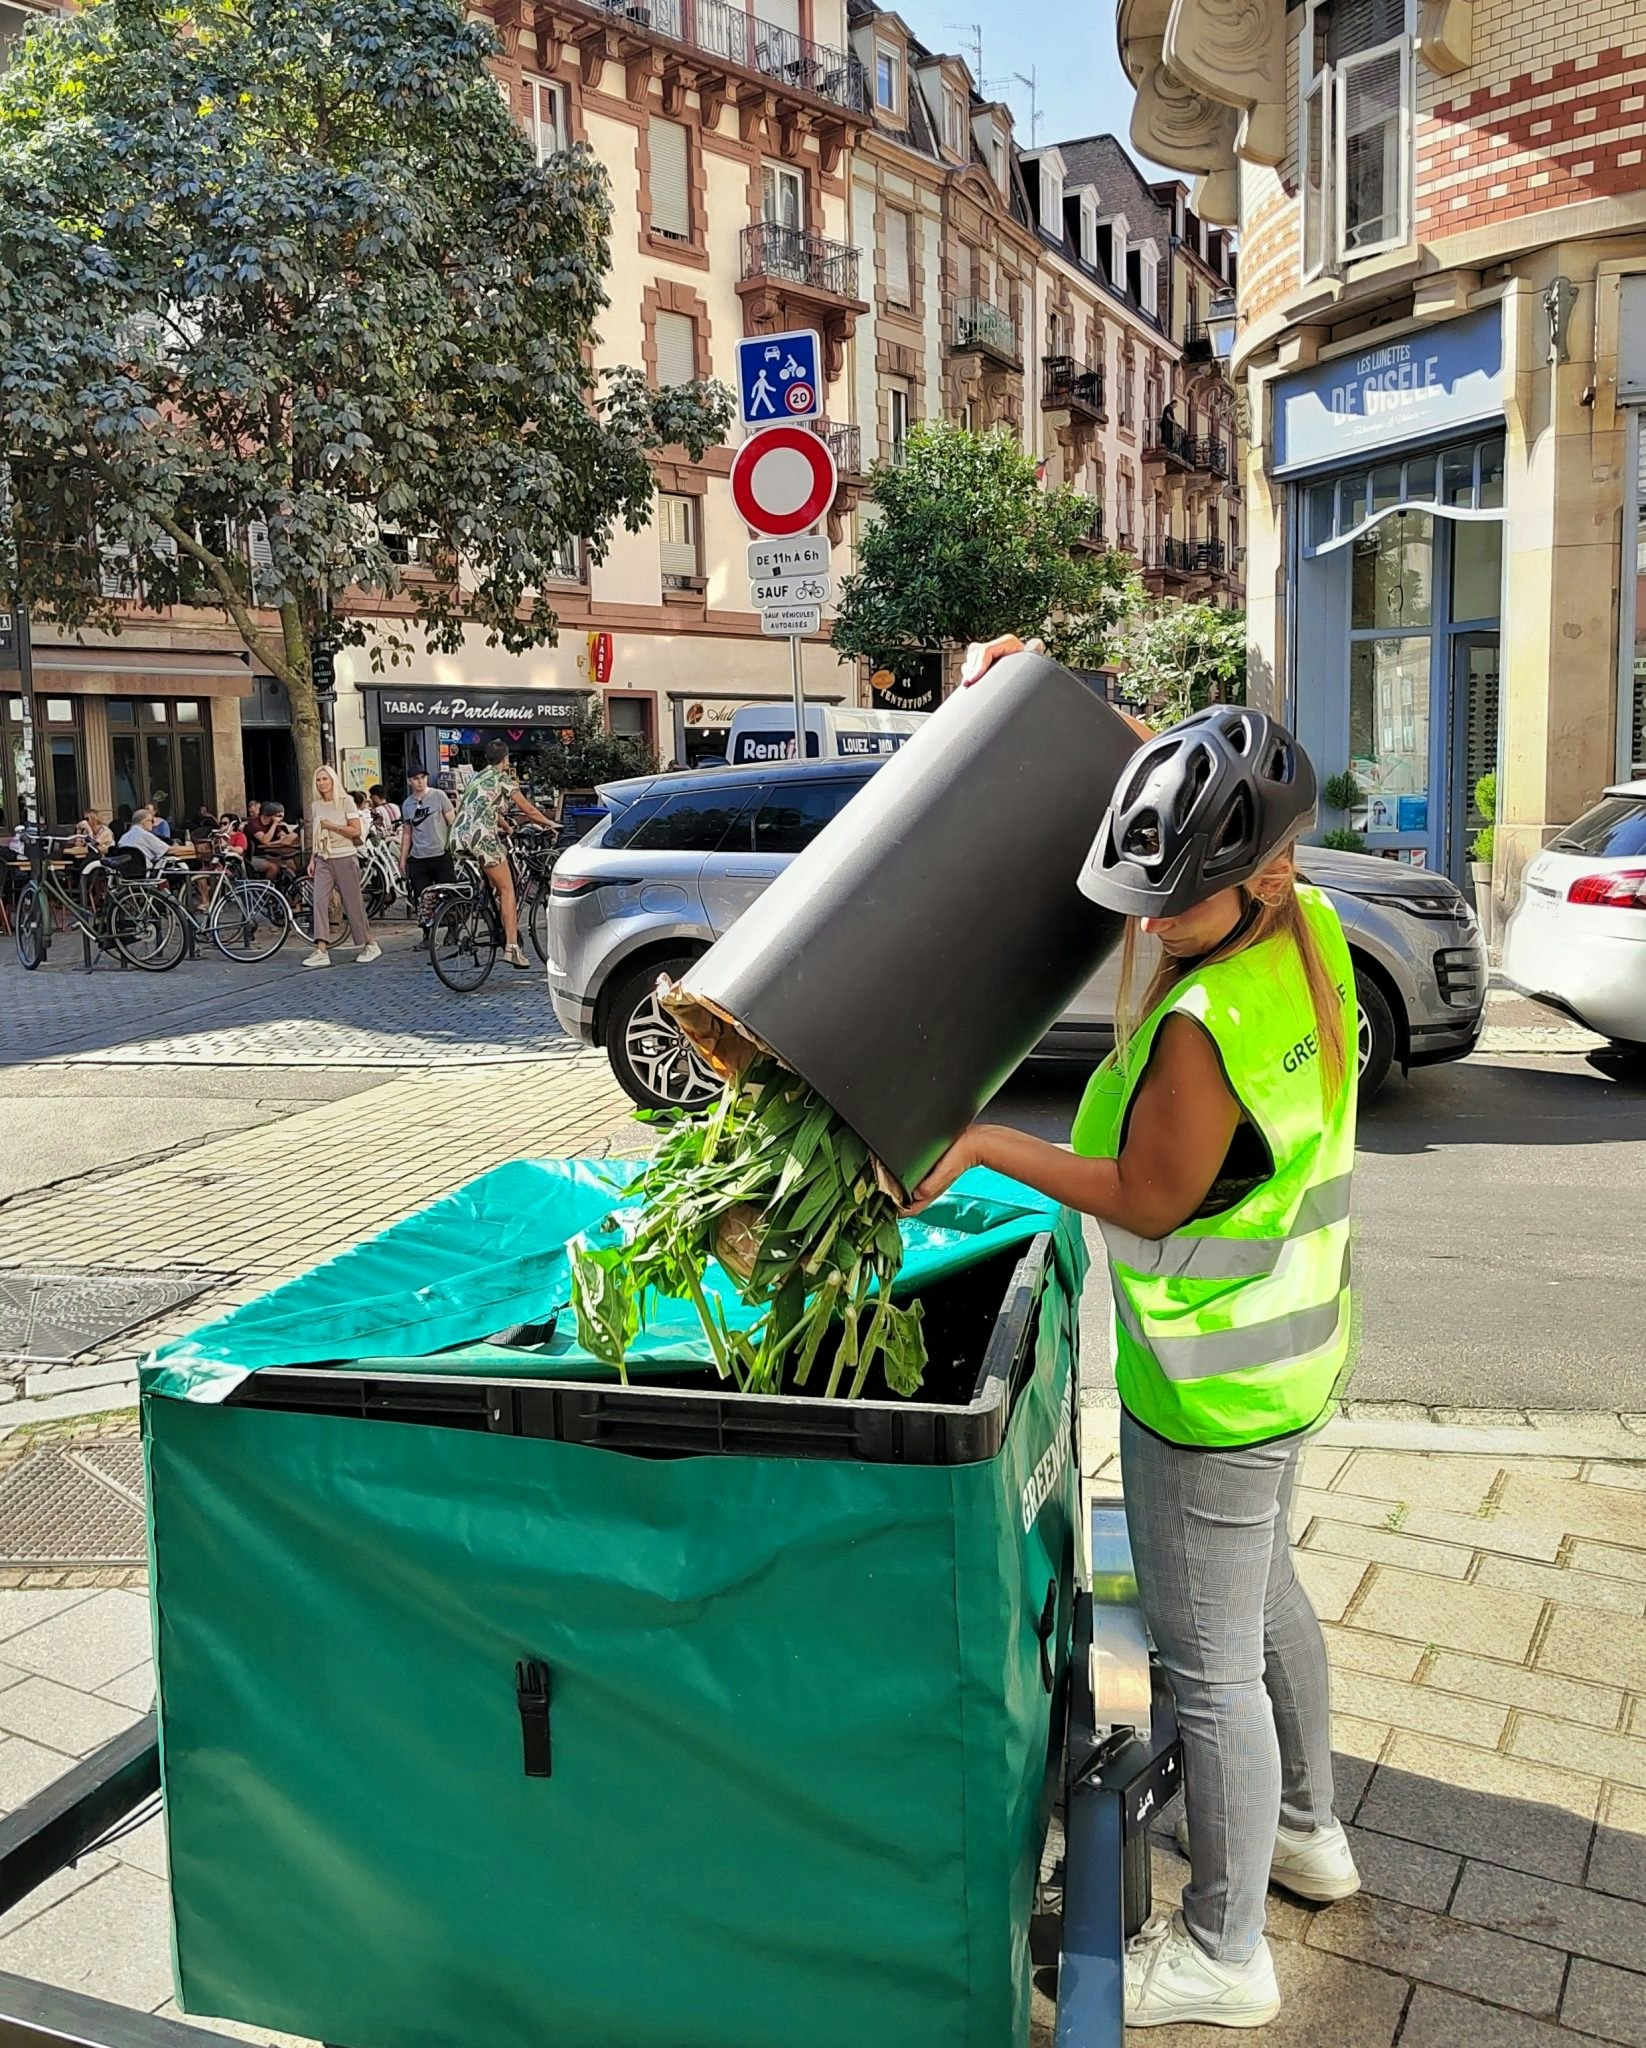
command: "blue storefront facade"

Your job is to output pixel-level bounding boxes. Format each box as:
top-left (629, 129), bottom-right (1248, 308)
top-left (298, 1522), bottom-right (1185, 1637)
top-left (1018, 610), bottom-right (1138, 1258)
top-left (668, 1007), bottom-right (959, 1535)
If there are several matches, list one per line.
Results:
top-left (1275, 308), bottom-right (1505, 883)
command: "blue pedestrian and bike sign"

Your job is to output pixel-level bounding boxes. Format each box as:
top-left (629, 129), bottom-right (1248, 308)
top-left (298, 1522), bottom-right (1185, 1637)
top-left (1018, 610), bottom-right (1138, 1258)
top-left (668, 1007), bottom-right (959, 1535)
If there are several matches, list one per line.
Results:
top-left (736, 329), bottom-right (822, 426)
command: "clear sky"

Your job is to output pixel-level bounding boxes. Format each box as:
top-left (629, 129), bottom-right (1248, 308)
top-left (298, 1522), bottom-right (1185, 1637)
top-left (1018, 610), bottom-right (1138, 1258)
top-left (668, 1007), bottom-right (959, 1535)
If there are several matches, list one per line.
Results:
top-left (924, 0), bottom-right (1166, 175)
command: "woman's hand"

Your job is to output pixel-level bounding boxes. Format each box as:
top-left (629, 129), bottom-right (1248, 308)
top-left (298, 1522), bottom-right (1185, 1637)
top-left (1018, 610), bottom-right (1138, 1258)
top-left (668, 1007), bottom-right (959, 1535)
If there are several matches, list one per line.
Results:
top-left (307, 857), bottom-right (317, 878)
top-left (959, 634), bottom-right (1044, 687)
top-left (902, 1127), bottom-right (990, 1214)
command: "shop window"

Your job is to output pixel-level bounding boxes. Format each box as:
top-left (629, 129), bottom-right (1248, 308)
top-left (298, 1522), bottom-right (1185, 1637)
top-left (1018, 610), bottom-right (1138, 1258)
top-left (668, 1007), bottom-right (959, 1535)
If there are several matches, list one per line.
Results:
top-left (1350, 636), bottom-right (1431, 804)
top-left (658, 493), bottom-right (703, 590)
top-left (607, 697), bottom-right (653, 748)
top-left (1451, 521), bottom-right (1502, 625)
top-left (106, 697), bottom-right (213, 829)
top-left (1478, 435), bottom-right (1504, 509)
top-left (655, 310), bottom-right (698, 389)
top-left (650, 120), bottom-right (692, 244)
top-left (1300, 0), bottom-right (1412, 280)
top-left (885, 207), bottom-right (913, 309)
top-left (1351, 511), bottom-right (1433, 630)
top-left (524, 75), bottom-right (569, 162)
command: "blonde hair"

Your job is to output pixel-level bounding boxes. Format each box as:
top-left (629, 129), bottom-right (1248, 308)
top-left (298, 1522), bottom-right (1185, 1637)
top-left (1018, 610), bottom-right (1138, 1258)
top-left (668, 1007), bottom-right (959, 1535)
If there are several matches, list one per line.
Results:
top-left (1114, 849), bottom-right (1349, 1112)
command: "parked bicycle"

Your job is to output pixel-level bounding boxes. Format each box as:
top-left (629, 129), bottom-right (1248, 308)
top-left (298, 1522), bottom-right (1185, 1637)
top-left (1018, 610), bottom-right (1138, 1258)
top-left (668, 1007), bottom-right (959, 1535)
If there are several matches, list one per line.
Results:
top-left (359, 826), bottom-right (410, 923)
top-left (13, 834), bottom-right (188, 973)
top-left (158, 837), bottom-right (294, 963)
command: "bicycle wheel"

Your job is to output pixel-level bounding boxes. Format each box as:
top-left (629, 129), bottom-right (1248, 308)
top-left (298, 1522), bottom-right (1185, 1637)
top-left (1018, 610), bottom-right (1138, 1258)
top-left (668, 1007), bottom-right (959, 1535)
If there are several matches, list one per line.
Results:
top-left (429, 896), bottom-right (498, 992)
top-left (14, 882), bottom-right (47, 969)
top-left (208, 880), bottom-right (292, 963)
top-left (362, 865), bottom-right (390, 922)
top-left (527, 884), bottom-right (551, 965)
top-left (109, 885), bottom-right (188, 971)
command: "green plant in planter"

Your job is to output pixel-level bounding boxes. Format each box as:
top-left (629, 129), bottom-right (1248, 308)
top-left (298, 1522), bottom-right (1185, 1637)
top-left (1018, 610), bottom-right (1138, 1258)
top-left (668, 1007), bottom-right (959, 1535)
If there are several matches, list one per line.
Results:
top-left (570, 1060), bottom-right (926, 1401)
top-left (1321, 826), bottom-right (1368, 853)
top-left (1470, 825), bottom-right (1495, 864)
top-left (1474, 772), bottom-right (1497, 824)
top-left (1323, 771), bottom-right (1365, 814)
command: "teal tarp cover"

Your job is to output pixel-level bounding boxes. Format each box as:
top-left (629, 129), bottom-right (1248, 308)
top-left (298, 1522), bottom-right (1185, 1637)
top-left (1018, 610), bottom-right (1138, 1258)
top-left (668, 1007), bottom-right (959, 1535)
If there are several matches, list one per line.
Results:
top-left (144, 1159), bottom-right (1087, 2048)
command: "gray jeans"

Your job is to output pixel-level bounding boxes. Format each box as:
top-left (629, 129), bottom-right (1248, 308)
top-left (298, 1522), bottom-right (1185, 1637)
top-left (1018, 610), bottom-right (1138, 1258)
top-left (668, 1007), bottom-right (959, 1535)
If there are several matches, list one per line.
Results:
top-left (1120, 1410), bottom-right (1336, 1964)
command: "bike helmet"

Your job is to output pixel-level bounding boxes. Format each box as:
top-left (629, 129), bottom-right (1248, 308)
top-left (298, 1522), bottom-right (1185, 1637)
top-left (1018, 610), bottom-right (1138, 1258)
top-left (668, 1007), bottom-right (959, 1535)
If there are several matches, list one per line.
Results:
top-left (1078, 706), bottom-right (1318, 918)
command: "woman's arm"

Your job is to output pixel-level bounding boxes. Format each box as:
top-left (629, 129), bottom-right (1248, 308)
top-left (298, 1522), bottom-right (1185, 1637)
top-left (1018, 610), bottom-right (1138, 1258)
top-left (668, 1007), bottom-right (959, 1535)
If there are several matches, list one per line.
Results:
top-left (910, 1015), bottom-right (1242, 1236)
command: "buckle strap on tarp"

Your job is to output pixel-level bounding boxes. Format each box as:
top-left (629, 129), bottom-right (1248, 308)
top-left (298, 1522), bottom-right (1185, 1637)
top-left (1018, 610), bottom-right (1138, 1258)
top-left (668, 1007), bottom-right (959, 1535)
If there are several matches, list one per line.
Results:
top-left (516, 1659), bottom-right (552, 1778)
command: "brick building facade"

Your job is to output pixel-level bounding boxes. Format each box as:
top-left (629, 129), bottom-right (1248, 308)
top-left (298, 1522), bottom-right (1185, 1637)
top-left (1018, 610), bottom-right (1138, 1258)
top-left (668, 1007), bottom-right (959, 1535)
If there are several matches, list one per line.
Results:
top-left (1120, 0), bottom-right (1646, 903)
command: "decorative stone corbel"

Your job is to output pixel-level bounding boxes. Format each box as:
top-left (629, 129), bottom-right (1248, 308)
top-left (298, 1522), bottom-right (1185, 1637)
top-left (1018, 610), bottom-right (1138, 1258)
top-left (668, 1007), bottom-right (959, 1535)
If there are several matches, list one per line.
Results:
top-left (1163, 0), bottom-right (1287, 147)
top-left (1417, 0), bottom-right (1473, 75)
top-left (698, 78), bottom-right (729, 132)
top-left (624, 45), bottom-right (662, 108)
top-left (1235, 99), bottom-right (1287, 170)
top-left (1192, 168), bottom-right (1239, 226)
top-left (533, 21), bottom-right (562, 74)
top-left (492, 0), bottom-right (533, 60)
top-left (1131, 53), bottom-right (1243, 177)
top-left (660, 62), bottom-right (689, 117)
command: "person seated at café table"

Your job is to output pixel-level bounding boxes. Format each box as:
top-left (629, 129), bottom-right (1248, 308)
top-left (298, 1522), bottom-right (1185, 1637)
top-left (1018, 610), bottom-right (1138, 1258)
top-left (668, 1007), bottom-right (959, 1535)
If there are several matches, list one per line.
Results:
top-left (148, 791), bottom-right (174, 843)
top-left (118, 805), bottom-right (173, 872)
top-left (249, 801), bottom-right (300, 877)
top-left (219, 813), bottom-right (249, 855)
top-left (73, 809), bottom-right (115, 856)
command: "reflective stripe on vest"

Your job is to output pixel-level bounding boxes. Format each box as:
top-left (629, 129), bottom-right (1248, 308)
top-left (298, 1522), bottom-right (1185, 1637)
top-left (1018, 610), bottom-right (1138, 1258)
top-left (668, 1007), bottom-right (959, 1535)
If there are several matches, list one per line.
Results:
top-left (1111, 1242), bottom-right (1352, 1382)
top-left (1102, 1172), bottom-right (1353, 1282)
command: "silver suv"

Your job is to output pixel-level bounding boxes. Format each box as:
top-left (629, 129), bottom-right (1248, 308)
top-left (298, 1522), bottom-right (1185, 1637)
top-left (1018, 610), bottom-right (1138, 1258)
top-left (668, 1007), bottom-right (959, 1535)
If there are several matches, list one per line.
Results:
top-left (546, 760), bottom-right (1487, 1109)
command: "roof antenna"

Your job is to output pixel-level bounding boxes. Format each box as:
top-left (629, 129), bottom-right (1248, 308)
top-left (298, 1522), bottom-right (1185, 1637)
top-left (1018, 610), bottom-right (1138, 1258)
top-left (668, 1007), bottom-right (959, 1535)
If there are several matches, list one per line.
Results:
top-left (1009, 67), bottom-right (1042, 145)
top-left (945, 22), bottom-right (984, 79)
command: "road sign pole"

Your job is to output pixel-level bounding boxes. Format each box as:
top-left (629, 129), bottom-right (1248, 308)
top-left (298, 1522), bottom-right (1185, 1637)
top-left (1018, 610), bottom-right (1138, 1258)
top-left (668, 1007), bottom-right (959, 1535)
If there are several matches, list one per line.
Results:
top-left (789, 632), bottom-right (806, 760)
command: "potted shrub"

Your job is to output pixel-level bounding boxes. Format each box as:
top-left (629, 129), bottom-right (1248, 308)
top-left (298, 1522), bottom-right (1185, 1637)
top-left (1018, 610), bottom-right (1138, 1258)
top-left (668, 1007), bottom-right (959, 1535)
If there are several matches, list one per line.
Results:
top-left (1470, 773), bottom-right (1497, 942)
top-left (1321, 826), bottom-right (1368, 853)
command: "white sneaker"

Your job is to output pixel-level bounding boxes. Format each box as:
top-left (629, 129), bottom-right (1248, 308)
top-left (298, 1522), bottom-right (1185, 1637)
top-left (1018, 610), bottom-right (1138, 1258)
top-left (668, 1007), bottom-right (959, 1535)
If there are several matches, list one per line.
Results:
top-left (1174, 1812), bottom-right (1362, 1904)
top-left (1124, 1911), bottom-right (1281, 2029)
top-left (302, 948), bottom-right (330, 968)
top-left (356, 941), bottom-right (383, 964)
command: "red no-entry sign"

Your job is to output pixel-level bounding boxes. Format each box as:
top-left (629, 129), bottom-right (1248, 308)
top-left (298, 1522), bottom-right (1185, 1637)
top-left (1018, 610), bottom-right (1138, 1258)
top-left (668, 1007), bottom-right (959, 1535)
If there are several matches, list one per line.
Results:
top-left (730, 425), bottom-right (839, 539)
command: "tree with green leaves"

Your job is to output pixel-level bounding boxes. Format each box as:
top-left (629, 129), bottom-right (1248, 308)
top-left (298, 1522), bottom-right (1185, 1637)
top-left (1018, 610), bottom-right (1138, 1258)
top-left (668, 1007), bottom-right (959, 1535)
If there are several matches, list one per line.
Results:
top-left (831, 423), bottom-right (1140, 683)
top-left (1117, 601), bottom-right (1248, 726)
top-left (0, 0), bottom-right (730, 793)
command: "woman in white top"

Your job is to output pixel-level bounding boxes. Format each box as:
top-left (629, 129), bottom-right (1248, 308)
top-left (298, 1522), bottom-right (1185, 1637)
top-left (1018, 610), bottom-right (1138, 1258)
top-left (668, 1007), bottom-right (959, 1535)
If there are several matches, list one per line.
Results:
top-left (304, 764), bottom-right (381, 968)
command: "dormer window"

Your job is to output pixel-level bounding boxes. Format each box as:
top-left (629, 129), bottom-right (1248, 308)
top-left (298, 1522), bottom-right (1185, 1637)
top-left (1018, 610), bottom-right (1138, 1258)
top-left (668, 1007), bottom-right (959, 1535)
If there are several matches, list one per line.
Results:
top-left (942, 86), bottom-right (967, 157)
top-left (1040, 157), bottom-right (1062, 226)
top-left (1079, 194), bottom-right (1098, 266)
top-left (875, 41), bottom-right (901, 113)
top-left (1138, 245), bottom-right (1159, 319)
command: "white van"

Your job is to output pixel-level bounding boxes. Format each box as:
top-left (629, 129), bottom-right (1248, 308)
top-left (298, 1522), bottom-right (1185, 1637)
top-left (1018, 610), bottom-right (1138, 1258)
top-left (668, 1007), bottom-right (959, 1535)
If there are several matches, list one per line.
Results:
top-left (725, 704), bottom-right (927, 767)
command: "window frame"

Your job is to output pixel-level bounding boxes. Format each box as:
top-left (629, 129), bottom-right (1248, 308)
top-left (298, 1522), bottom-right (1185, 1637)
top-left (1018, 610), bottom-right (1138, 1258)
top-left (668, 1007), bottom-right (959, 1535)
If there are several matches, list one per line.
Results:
top-left (1334, 32), bottom-right (1414, 265)
top-left (648, 116), bottom-right (694, 246)
top-left (761, 160), bottom-right (806, 233)
top-left (942, 87), bottom-right (967, 158)
top-left (887, 382), bottom-right (911, 461)
top-left (874, 41), bottom-right (900, 112)
top-left (658, 490), bottom-right (704, 591)
top-left (522, 73), bottom-right (569, 162)
top-left (653, 306), bottom-right (699, 389)
top-left (885, 205), bottom-right (913, 308)
top-left (1299, 0), bottom-right (1415, 280)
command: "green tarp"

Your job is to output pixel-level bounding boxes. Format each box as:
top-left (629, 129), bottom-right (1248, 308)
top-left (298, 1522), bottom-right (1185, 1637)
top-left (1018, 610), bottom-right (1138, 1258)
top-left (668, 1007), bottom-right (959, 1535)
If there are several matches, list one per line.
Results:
top-left (144, 1161), bottom-right (1087, 2048)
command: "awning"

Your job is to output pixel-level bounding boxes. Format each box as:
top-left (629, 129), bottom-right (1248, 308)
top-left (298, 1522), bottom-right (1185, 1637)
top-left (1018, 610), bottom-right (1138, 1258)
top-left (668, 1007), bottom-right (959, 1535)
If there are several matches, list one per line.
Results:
top-left (32, 650), bottom-right (258, 698)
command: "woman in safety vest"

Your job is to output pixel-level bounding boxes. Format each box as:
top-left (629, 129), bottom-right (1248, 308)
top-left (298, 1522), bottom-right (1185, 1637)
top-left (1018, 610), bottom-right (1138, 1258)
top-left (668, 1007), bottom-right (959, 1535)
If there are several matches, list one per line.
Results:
top-left (912, 636), bottom-right (1361, 2032)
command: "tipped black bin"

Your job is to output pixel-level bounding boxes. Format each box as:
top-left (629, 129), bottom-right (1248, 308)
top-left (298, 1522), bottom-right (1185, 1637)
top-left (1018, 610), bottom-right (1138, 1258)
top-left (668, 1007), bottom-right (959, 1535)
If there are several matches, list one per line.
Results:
top-left (676, 651), bottom-right (1140, 1191)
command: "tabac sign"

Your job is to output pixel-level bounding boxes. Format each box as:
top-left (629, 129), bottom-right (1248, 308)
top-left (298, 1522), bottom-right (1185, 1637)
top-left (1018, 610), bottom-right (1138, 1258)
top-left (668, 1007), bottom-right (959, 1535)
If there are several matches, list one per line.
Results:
top-left (1272, 307), bottom-right (1502, 476)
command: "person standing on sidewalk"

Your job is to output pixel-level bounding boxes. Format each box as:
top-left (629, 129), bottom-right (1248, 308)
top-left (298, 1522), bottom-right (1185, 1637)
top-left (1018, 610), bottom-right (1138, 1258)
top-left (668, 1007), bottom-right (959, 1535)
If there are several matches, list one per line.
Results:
top-left (399, 767), bottom-right (456, 899)
top-left (912, 635), bottom-right (1362, 2032)
top-left (303, 764), bottom-right (380, 969)
top-left (449, 737), bottom-right (555, 971)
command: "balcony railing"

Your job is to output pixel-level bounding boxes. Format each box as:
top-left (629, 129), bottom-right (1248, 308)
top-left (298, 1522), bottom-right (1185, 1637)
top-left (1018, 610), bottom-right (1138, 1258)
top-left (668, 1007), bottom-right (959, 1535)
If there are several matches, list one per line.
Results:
top-left (1191, 436), bottom-right (1230, 479)
top-left (811, 417), bottom-right (861, 476)
top-left (588, 0), bottom-right (868, 114)
top-left (1182, 321), bottom-right (1214, 362)
top-left (1144, 418), bottom-right (1193, 466)
top-left (1193, 539), bottom-right (1227, 574)
top-left (1072, 507), bottom-right (1106, 551)
top-left (951, 297), bottom-right (1021, 366)
top-left (1114, 529), bottom-right (1135, 556)
top-left (1041, 355), bottom-right (1106, 419)
top-left (1145, 535), bottom-right (1193, 575)
top-left (741, 222), bottom-right (861, 300)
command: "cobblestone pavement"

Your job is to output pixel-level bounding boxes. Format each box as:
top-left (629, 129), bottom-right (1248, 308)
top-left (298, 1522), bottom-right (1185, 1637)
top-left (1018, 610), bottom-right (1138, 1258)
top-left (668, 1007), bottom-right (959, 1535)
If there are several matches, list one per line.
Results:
top-left (0, 925), bottom-right (577, 1068)
top-left (1, 1417), bottom-right (1643, 2045)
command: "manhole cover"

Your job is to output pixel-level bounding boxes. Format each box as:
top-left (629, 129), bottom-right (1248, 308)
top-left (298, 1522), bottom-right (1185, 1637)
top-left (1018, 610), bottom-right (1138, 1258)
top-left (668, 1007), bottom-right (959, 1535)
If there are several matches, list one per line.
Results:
top-left (0, 1444), bottom-right (146, 1567)
top-left (0, 1269), bottom-right (213, 1364)
top-left (71, 1438), bottom-right (146, 1505)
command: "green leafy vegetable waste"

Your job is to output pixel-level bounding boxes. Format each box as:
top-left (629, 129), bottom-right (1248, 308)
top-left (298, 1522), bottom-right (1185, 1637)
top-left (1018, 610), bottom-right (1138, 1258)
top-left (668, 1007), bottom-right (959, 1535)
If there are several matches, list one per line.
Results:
top-left (569, 1060), bottom-right (927, 1400)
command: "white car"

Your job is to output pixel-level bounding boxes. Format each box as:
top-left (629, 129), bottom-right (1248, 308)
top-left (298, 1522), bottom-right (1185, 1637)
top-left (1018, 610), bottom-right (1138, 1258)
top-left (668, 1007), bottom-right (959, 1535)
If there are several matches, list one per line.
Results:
top-left (1501, 779), bottom-right (1646, 1049)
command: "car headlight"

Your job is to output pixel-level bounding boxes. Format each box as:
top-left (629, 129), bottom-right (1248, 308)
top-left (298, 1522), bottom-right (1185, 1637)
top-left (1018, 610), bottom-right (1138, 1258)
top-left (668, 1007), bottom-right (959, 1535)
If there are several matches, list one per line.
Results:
top-left (1361, 892), bottom-right (1471, 921)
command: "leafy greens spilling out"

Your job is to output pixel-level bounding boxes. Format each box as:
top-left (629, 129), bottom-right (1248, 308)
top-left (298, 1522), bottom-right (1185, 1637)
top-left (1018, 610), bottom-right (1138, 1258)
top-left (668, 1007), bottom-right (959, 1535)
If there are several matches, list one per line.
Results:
top-left (569, 1061), bottom-right (927, 1400)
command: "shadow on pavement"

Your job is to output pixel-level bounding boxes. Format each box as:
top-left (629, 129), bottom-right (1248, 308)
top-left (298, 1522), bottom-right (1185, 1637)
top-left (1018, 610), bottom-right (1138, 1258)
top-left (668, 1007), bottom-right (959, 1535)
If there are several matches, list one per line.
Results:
top-left (1357, 1052), bottom-right (1646, 1156)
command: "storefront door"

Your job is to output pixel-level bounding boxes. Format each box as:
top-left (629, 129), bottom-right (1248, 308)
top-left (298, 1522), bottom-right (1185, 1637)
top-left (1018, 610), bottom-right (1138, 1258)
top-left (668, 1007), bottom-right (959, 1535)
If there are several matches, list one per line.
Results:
top-left (1449, 632), bottom-right (1499, 877)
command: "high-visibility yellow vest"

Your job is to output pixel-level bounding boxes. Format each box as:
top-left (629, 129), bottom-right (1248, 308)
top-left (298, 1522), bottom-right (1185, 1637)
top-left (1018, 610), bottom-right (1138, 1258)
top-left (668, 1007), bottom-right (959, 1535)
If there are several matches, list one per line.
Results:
top-left (1069, 885), bottom-right (1359, 1448)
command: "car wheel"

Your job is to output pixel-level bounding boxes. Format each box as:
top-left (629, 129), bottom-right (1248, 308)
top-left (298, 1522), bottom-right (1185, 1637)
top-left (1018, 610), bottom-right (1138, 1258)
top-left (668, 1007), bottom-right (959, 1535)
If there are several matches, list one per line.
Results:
top-left (1354, 968), bottom-right (1396, 1099)
top-left (604, 957), bottom-right (719, 1112)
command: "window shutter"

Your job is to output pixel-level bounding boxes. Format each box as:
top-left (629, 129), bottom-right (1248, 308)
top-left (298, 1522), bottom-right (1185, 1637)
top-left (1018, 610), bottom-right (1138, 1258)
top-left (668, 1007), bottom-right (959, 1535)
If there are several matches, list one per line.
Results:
top-left (1326, 0), bottom-right (1403, 62)
top-left (886, 208), bottom-right (911, 305)
top-left (655, 310), bottom-right (697, 388)
top-left (245, 518), bottom-right (276, 601)
top-left (651, 120), bottom-right (691, 240)
top-left (659, 494), bottom-right (698, 578)
top-left (759, 0), bottom-right (800, 42)
top-left (1337, 44), bottom-right (1407, 257)
top-left (96, 528), bottom-right (137, 600)
top-left (1301, 71), bottom-right (1331, 280)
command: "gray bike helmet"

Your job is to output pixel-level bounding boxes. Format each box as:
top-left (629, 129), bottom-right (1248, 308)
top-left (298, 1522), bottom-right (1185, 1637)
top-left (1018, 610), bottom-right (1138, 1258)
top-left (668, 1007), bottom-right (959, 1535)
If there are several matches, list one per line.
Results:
top-left (1078, 706), bottom-right (1318, 918)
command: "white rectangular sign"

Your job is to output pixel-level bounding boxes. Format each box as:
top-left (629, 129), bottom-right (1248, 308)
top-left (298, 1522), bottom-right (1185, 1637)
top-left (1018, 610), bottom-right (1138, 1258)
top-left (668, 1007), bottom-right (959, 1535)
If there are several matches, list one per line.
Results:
top-left (748, 536), bottom-right (831, 579)
top-left (760, 605), bottom-right (822, 637)
top-left (750, 574), bottom-right (832, 609)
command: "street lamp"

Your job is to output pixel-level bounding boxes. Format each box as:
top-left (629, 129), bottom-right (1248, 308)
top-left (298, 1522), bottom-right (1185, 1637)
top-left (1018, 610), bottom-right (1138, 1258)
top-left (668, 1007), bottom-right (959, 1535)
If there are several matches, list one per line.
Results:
top-left (1205, 293), bottom-right (1239, 363)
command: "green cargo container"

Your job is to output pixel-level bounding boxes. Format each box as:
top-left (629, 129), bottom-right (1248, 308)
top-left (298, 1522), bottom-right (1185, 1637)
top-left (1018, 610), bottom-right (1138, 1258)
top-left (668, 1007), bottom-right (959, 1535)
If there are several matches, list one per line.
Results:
top-left (144, 1159), bottom-right (1087, 2048)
